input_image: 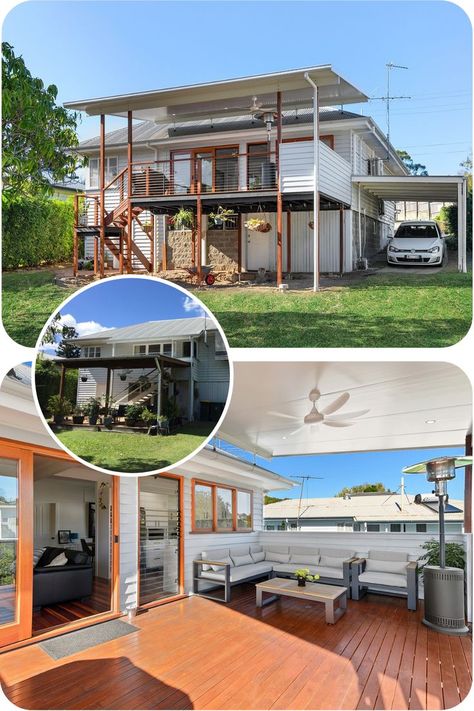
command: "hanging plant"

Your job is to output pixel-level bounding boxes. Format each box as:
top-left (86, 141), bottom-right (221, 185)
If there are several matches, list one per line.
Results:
top-left (98, 482), bottom-right (110, 510)
top-left (169, 208), bottom-right (195, 231)
top-left (245, 217), bottom-right (272, 233)
top-left (209, 206), bottom-right (236, 228)
top-left (308, 221), bottom-right (314, 230)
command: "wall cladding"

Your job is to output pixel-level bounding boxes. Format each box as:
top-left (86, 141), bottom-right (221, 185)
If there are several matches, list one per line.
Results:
top-left (167, 230), bottom-right (194, 268)
top-left (206, 229), bottom-right (239, 270)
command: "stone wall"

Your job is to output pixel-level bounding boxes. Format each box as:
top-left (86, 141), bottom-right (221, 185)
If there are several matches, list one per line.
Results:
top-left (206, 229), bottom-right (239, 271)
top-left (167, 230), bottom-right (194, 268)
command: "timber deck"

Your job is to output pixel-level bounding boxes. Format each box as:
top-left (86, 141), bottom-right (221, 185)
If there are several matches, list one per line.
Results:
top-left (0, 584), bottom-right (471, 709)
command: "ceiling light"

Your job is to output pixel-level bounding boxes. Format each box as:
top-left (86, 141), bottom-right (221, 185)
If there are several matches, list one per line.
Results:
top-left (425, 419), bottom-right (436, 424)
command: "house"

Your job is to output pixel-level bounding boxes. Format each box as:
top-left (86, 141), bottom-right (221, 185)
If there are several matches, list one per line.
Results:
top-left (57, 316), bottom-right (230, 422)
top-left (65, 65), bottom-right (468, 286)
top-left (264, 492), bottom-right (464, 533)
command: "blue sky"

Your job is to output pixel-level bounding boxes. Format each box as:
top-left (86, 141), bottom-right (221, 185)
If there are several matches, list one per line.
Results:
top-left (2, 1), bottom-right (471, 174)
top-left (215, 441), bottom-right (466, 500)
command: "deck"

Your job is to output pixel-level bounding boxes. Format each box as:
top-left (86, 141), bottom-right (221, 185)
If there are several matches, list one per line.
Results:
top-left (0, 584), bottom-right (471, 710)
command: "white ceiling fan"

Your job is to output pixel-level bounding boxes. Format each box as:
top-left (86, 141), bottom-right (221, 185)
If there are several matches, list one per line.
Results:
top-left (268, 387), bottom-right (369, 438)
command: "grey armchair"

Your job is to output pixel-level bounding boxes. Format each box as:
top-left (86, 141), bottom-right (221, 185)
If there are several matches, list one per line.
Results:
top-left (351, 550), bottom-right (418, 611)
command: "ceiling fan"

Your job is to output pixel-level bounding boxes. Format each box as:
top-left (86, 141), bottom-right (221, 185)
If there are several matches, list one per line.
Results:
top-left (268, 387), bottom-right (369, 438)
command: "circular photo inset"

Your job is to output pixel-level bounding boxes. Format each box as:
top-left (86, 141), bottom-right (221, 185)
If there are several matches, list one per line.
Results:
top-left (33, 276), bottom-right (233, 475)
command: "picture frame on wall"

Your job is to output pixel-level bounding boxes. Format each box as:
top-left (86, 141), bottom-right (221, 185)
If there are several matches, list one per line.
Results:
top-left (57, 530), bottom-right (71, 545)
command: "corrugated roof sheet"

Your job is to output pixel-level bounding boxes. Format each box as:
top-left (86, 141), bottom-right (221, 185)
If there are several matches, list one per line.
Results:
top-left (264, 493), bottom-right (464, 522)
top-left (71, 316), bottom-right (216, 343)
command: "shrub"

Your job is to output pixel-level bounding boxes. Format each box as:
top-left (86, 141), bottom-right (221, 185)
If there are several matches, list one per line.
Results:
top-left (125, 403), bottom-right (145, 424)
top-left (418, 539), bottom-right (466, 576)
top-left (35, 359), bottom-right (77, 415)
top-left (0, 542), bottom-right (15, 585)
top-left (2, 195), bottom-right (75, 269)
top-left (47, 394), bottom-right (73, 418)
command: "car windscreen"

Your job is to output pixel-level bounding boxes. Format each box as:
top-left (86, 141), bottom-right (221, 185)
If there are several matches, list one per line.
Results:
top-left (395, 225), bottom-right (439, 238)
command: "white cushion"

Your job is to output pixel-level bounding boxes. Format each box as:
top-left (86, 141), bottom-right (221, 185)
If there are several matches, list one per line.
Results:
top-left (313, 565), bottom-right (344, 580)
top-left (319, 547), bottom-right (354, 559)
top-left (359, 571), bottom-right (407, 588)
top-left (264, 545), bottom-right (289, 556)
top-left (229, 544), bottom-right (251, 557)
top-left (265, 551), bottom-right (290, 563)
top-left (231, 553), bottom-right (253, 567)
top-left (201, 548), bottom-right (230, 571)
top-left (272, 563), bottom-right (322, 576)
top-left (45, 552), bottom-right (68, 567)
top-left (368, 549), bottom-right (408, 563)
top-left (250, 543), bottom-right (263, 554)
top-left (291, 553), bottom-right (320, 565)
top-left (290, 546), bottom-right (319, 557)
top-left (33, 547), bottom-right (46, 567)
top-left (319, 555), bottom-right (344, 569)
top-left (251, 551), bottom-right (265, 563)
top-left (365, 559), bottom-right (408, 576)
top-left (201, 562), bottom-right (273, 583)
top-left (210, 556), bottom-right (233, 572)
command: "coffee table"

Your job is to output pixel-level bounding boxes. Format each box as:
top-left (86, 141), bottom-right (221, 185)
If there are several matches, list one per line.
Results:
top-left (255, 577), bottom-right (348, 624)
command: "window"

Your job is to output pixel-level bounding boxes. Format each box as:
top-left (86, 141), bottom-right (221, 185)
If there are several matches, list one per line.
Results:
top-left (148, 344), bottom-right (161, 354)
top-left (162, 343), bottom-right (172, 356)
top-left (192, 480), bottom-right (253, 532)
top-left (366, 523), bottom-right (380, 532)
top-left (134, 345), bottom-right (147, 355)
top-left (390, 523), bottom-right (402, 533)
top-left (247, 143), bottom-right (274, 190)
top-left (182, 341), bottom-right (191, 358)
top-left (82, 346), bottom-right (101, 358)
top-left (214, 333), bottom-right (227, 358)
top-left (193, 341), bottom-right (198, 358)
top-left (89, 156), bottom-right (119, 188)
top-left (416, 523), bottom-right (427, 533)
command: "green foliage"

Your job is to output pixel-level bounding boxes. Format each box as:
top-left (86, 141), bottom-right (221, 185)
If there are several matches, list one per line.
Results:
top-left (396, 150), bottom-right (428, 176)
top-left (0, 542), bottom-right (15, 585)
top-left (418, 539), bottom-right (466, 574)
top-left (294, 568), bottom-right (319, 582)
top-left (437, 156), bottom-right (472, 250)
top-left (2, 42), bottom-right (82, 198)
top-left (169, 208), bottom-right (195, 230)
top-left (125, 403), bottom-right (146, 423)
top-left (2, 195), bottom-right (74, 269)
top-left (35, 358), bottom-right (77, 414)
top-left (264, 495), bottom-right (289, 505)
top-left (83, 397), bottom-right (101, 418)
top-left (47, 394), bottom-right (73, 418)
top-left (163, 398), bottom-right (180, 420)
top-left (335, 482), bottom-right (390, 497)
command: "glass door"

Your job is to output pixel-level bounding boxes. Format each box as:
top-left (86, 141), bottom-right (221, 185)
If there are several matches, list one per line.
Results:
top-left (194, 151), bottom-right (213, 193)
top-left (138, 475), bottom-right (181, 606)
top-left (0, 445), bottom-right (33, 647)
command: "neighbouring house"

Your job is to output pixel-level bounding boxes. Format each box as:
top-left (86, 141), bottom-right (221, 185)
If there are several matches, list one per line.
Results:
top-left (264, 492), bottom-right (464, 533)
top-left (49, 180), bottom-right (85, 202)
top-left (65, 65), bottom-right (468, 284)
top-left (395, 200), bottom-right (451, 225)
top-left (54, 316), bottom-right (230, 423)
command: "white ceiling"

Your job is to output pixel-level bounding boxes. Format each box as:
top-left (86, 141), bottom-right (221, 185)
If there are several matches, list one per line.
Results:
top-left (218, 362), bottom-right (472, 458)
top-left (352, 176), bottom-right (463, 201)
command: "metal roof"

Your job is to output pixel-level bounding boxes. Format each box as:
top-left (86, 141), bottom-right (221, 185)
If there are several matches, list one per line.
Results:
top-left (69, 316), bottom-right (215, 344)
top-left (352, 175), bottom-right (464, 201)
top-left (264, 493), bottom-right (464, 522)
top-left (64, 65), bottom-right (369, 121)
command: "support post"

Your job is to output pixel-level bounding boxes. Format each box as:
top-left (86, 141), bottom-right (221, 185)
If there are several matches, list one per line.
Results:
top-left (119, 230), bottom-right (124, 274)
top-left (162, 215), bottom-right (168, 270)
top-left (105, 368), bottom-right (111, 415)
top-left (286, 210), bottom-right (291, 273)
top-left (465, 433), bottom-right (472, 533)
top-left (189, 369), bottom-right (194, 422)
top-left (304, 73), bottom-right (320, 291)
top-left (339, 205), bottom-right (344, 275)
top-left (94, 237), bottom-right (98, 274)
top-left (99, 114), bottom-right (105, 278)
top-left (237, 212), bottom-right (242, 273)
top-left (154, 358), bottom-right (162, 421)
top-left (196, 195), bottom-right (202, 282)
top-left (150, 213), bottom-right (155, 272)
top-left (276, 90), bottom-right (283, 287)
top-left (73, 195), bottom-right (79, 277)
top-left (127, 110), bottom-right (133, 273)
top-left (59, 365), bottom-right (65, 399)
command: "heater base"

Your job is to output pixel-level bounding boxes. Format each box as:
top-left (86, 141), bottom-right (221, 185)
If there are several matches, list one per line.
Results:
top-left (422, 617), bottom-right (470, 636)
top-left (422, 566), bottom-right (469, 636)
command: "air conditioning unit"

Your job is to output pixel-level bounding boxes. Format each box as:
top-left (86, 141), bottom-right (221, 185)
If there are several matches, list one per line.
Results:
top-left (368, 158), bottom-right (384, 176)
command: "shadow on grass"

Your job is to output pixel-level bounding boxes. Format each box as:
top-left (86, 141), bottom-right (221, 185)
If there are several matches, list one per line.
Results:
top-left (209, 312), bottom-right (472, 348)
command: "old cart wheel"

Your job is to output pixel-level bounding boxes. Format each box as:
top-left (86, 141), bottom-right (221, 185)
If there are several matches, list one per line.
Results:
top-left (205, 273), bottom-right (216, 286)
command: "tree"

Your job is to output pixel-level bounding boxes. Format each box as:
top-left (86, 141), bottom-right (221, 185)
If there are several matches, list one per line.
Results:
top-left (335, 483), bottom-right (391, 497)
top-left (2, 42), bottom-right (83, 198)
top-left (437, 155), bottom-right (472, 248)
top-left (264, 495), bottom-right (289, 505)
top-left (41, 312), bottom-right (81, 357)
top-left (396, 150), bottom-right (428, 176)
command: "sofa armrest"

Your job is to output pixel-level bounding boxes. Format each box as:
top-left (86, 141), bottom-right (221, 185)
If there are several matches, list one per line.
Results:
top-left (34, 564), bottom-right (92, 575)
top-left (193, 559), bottom-right (231, 569)
top-left (406, 561), bottom-right (418, 611)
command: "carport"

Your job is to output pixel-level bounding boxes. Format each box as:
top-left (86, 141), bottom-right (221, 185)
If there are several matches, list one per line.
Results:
top-left (352, 175), bottom-right (468, 272)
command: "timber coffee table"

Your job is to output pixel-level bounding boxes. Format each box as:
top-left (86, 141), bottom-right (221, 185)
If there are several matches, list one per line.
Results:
top-left (255, 577), bottom-right (347, 624)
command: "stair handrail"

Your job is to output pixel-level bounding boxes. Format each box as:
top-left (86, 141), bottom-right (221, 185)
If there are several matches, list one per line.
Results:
top-left (112, 368), bottom-right (159, 406)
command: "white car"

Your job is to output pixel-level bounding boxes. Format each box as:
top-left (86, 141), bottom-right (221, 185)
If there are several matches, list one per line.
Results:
top-left (387, 221), bottom-right (446, 266)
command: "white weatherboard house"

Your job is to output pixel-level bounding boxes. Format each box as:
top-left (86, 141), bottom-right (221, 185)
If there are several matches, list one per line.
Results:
top-left (63, 316), bottom-right (229, 422)
top-left (264, 493), bottom-right (464, 534)
top-left (66, 65), bottom-right (468, 286)
top-left (0, 366), bottom-right (295, 648)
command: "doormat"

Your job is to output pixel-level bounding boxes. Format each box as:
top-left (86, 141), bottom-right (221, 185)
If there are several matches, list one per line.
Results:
top-left (39, 619), bottom-right (139, 660)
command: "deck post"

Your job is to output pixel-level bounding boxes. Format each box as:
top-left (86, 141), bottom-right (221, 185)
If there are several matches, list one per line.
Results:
top-left (73, 195), bottom-right (79, 277)
top-left (339, 205), bottom-right (344, 275)
top-left (59, 365), bottom-right (66, 399)
top-left (196, 194), bottom-right (202, 282)
top-left (304, 73), bottom-right (320, 291)
top-left (162, 215), bottom-right (168, 270)
top-left (99, 114), bottom-right (105, 278)
top-left (286, 209), bottom-right (291, 273)
top-left (237, 212), bottom-right (242, 273)
top-left (276, 90), bottom-right (283, 286)
top-left (105, 368), bottom-right (112, 415)
top-left (191, 227), bottom-right (196, 267)
top-left (127, 110), bottom-right (133, 273)
top-left (465, 433), bottom-right (472, 533)
top-left (150, 213), bottom-right (155, 272)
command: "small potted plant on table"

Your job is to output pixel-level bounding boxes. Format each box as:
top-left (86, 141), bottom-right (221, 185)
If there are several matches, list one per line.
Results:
top-left (294, 568), bottom-right (319, 587)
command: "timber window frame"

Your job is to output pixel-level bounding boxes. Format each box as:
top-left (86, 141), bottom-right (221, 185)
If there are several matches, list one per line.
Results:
top-left (89, 156), bottom-right (119, 188)
top-left (191, 479), bottom-right (253, 533)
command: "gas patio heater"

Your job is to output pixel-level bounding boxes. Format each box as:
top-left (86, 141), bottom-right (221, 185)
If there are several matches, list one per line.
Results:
top-left (403, 455), bottom-right (472, 635)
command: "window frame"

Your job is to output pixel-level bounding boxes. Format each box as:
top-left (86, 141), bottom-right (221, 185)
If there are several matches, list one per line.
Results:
top-left (89, 156), bottom-right (119, 189)
top-left (191, 479), bottom-right (253, 533)
top-left (82, 346), bottom-right (101, 358)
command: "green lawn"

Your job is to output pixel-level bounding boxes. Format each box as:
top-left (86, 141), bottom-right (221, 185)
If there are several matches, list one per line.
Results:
top-left (55, 423), bottom-right (213, 473)
top-left (2, 270), bottom-right (77, 347)
top-left (198, 271), bottom-right (472, 348)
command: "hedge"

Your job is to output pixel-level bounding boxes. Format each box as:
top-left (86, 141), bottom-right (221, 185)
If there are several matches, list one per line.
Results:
top-left (35, 359), bottom-right (78, 416)
top-left (2, 195), bottom-right (75, 269)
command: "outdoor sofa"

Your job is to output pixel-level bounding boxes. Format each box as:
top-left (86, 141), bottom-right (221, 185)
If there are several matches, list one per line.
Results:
top-left (351, 549), bottom-right (418, 611)
top-left (193, 543), bottom-right (357, 603)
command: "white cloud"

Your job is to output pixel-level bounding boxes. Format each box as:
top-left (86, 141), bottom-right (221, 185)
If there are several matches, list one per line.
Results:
top-left (182, 296), bottom-right (205, 316)
top-left (59, 313), bottom-right (110, 337)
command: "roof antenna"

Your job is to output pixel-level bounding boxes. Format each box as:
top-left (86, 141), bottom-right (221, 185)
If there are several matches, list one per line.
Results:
top-left (370, 62), bottom-right (410, 159)
top-left (289, 475), bottom-right (324, 530)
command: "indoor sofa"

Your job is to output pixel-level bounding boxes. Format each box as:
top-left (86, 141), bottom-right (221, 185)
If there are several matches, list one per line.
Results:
top-left (33, 547), bottom-right (93, 609)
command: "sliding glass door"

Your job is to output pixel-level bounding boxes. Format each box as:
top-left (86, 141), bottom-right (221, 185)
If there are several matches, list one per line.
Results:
top-left (138, 475), bottom-right (182, 606)
top-left (0, 444), bottom-right (33, 646)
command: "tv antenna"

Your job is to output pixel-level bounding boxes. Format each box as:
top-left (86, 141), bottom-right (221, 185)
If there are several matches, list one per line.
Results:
top-left (289, 475), bottom-right (324, 529)
top-left (370, 62), bottom-right (411, 157)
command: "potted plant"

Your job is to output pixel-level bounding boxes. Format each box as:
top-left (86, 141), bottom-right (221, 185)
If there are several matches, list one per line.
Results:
top-left (83, 397), bottom-right (101, 426)
top-left (418, 540), bottom-right (466, 577)
top-left (169, 207), bottom-right (194, 231)
top-left (209, 206), bottom-right (236, 228)
top-left (72, 406), bottom-right (85, 425)
top-left (244, 217), bottom-right (272, 233)
top-left (81, 374), bottom-right (88, 382)
top-left (125, 403), bottom-right (144, 427)
top-left (141, 407), bottom-right (158, 435)
top-left (141, 221), bottom-right (153, 235)
top-left (47, 395), bottom-right (73, 425)
top-left (294, 568), bottom-right (319, 587)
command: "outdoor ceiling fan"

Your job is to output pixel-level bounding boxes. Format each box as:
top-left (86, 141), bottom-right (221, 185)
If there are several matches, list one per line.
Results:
top-left (269, 387), bottom-right (369, 438)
